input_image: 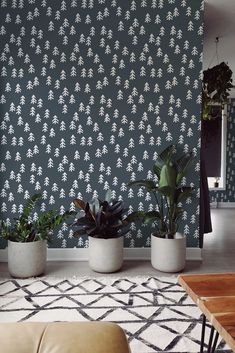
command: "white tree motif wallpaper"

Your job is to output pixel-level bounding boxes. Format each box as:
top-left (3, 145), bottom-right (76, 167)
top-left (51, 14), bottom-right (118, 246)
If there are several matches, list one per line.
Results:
top-left (0, 0), bottom-right (203, 248)
top-left (210, 99), bottom-right (235, 203)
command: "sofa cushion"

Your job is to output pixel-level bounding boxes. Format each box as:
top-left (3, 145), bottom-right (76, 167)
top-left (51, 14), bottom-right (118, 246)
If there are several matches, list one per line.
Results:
top-left (0, 322), bottom-right (131, 353)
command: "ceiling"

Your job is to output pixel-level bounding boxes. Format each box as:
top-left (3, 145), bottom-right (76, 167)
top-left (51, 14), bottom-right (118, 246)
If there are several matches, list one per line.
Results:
top-left (204, 0), bottom-right (235, 96)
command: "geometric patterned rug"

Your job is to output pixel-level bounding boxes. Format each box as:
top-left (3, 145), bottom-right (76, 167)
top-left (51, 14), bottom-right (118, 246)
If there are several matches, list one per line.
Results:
top-left (0, 276), bottom-right (232, 353)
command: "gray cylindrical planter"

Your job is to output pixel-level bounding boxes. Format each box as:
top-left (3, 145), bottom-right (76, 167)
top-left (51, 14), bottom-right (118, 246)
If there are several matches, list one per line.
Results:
top-left (8, 239), bottom-right (47, 278)
top-left (151, 233), bottom-right (186, 273)
top-left (89, 236), bottom-right (123, 273)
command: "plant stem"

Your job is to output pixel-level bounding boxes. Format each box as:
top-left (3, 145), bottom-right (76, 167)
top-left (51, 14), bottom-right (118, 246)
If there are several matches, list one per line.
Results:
top-left (164, 195), bottom-right (171, 235)
top-left (153, 192), bottom-right (163, 235)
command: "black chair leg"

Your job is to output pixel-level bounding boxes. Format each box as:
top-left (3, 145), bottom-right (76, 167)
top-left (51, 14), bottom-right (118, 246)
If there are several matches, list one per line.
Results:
top-left (211, 331), bottom-right (219, 353)
top-left (200, 315), bottom-right (219, 353)
top-left (207, 326), bottom-right (215, 353)
top-left (200, 315), bottom-right (206, 353)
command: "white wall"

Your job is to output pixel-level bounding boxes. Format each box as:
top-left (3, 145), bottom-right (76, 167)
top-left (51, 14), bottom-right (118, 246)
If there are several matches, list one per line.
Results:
top-left (203, 0), bottom-right (235, 97)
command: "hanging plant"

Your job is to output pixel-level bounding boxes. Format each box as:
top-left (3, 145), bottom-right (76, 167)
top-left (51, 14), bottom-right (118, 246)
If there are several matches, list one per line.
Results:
top-left (202, 62), bottom-right (234, 120)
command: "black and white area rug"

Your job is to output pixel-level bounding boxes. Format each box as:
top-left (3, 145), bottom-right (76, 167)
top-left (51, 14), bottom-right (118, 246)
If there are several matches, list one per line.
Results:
top-left (0, 276), bottom-right (231, 353)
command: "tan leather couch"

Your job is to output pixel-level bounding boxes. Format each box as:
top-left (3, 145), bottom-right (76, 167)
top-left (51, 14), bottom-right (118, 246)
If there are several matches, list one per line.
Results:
top-left (0, 322), bottom-right (131, 353)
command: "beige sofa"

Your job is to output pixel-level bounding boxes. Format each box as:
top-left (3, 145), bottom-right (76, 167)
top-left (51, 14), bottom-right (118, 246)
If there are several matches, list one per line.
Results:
top-left (0, 322), bottom-right (131, 353)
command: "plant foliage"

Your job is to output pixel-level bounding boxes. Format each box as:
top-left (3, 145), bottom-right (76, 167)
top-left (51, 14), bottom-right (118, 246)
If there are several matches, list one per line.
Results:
top-left (0, 194), bottom-right (73, 242)
top-left (72, 190), bottom-right (131, 239)
top-left (202, 62), bottom-right (234, 120)
top-left (128, 145), bottom-right (194, 239)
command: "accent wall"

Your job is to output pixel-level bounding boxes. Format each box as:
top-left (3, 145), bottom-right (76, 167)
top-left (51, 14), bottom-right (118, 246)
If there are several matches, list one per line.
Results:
top-left (0, 0), bottom-right (204, 248)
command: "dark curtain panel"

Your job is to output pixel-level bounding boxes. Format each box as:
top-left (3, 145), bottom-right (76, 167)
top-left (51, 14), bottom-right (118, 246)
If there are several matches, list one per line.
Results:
top-left (201, 107), bottom-right (222, 177)
top-left (199, 154), bottom-right (212, 248)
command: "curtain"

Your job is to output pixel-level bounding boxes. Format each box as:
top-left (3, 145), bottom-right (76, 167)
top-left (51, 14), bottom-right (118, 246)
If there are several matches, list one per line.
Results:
top-left (201, 107), bottom-right (222, 177)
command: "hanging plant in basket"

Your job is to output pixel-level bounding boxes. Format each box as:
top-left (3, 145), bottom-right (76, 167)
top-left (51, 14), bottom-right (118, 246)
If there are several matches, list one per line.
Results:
top-left (202, 62), bottom-right (234, 120)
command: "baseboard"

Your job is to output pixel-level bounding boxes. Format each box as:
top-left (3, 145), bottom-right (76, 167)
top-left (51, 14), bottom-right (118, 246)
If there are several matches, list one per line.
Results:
top-left (0, 247), bottom-right (202, 262)
top-left (218, 202), bottom-right (235, 208)
top-left (210, 202), bottom-right (235, 209)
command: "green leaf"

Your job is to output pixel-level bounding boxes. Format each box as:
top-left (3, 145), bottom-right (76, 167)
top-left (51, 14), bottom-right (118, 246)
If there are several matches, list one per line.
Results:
top-left (20, 193), bottom-right (41, 222)
top-left (175, 187), bottom-right (193, 203)
top-left (176, 152), bottom-right (194, 185)
top-left (128, 180), bottom-right (156, 191)
top-left (174, 207), bottom-right (184, 221)
top-left (158, 186), bottom-right (174, 197)
top-left (153, 161), bottom-right (163, 179)
top-left (152, 146), bottom-right (173, 180)
top-left (159, 164), bottom-right (176, 188)
top-left (159, 144), bottom-right (175, 163)
top-left (143, 211), bottom-right (161, 225)
top-left (125, 211), bottom-right (146, 222)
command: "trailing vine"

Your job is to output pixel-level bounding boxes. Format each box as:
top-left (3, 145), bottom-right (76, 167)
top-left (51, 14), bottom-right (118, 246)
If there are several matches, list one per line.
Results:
top-left (202, 62), bottom-right (234, 120)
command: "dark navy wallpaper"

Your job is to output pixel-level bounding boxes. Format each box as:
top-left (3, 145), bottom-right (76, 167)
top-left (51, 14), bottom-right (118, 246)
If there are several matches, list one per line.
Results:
top-left (0, 0), bottom-right (203, 248)
top-left (210, 99), bottom-right (235, 203)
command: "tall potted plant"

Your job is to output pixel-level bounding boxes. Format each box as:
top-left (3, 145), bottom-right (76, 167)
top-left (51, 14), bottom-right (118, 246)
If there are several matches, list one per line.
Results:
top-left (128, 145), bottom-right (194, 272)
top-left (72, 190), bottom-right (131, 273)
top-left (0, 194), bottom-right (73, 278)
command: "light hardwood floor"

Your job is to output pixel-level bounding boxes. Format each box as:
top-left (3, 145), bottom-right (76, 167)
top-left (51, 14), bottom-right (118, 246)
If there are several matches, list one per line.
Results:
top-left (0, 209), bottom-right (234, 278)
top-left (200, 208), bottom-right (235, 272)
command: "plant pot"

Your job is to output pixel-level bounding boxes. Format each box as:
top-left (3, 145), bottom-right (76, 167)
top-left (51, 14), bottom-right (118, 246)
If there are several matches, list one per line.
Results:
top-left (8, 239), bottom-right (47, 278)
top-left (151, 233), bottom-right (186, 273)
top-left (89, 236), bottom-right (123, 273)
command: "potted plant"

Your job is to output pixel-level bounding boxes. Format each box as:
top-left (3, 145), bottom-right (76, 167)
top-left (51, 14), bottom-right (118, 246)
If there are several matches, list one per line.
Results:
top-left (202, 61), bottom-right (234, 120)
top-left (72, 190), bottom-right (131, 273)
top-left (0, 193), bottom-right (73, 278)
top-left (214, 177), bottom-right (220, 188)
top-left (128, 145), bottom-right (194, 272)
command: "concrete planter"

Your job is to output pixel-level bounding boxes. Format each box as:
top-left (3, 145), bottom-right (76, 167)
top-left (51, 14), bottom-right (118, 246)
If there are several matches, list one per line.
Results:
top-left (151, 233), bottom-right (186, 273)
top-left (89, 236), bottom-right (123, 273)
top-left (8, 240), bottom-right (47, 278)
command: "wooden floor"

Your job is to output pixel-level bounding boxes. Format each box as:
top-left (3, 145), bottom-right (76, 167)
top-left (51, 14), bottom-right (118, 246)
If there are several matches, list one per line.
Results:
top-left (0, 209), bottom-right (234, 278)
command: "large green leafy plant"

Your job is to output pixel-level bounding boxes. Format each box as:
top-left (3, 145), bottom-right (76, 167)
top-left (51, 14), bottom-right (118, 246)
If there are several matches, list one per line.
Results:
top-left (0, 194), bottom-right (73, 242)
top-left (128, 145), bottom-right (194, 239)
top-left (202, 62), bottom-right (234, 120)
top-left (72, 190), bottom-right (131, 239)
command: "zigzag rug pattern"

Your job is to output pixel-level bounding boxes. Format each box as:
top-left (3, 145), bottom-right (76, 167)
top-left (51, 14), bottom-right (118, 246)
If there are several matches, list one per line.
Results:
top-left (0, 276), bottom-right (232, 353)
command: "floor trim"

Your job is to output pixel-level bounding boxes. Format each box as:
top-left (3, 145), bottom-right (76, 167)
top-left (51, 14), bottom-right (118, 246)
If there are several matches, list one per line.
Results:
top-left (0, 247), bottom-right (202, 262)
top-left (218, 202), bottom-right (235, 208)
top-left (210, 202), bottom-right (235, 208)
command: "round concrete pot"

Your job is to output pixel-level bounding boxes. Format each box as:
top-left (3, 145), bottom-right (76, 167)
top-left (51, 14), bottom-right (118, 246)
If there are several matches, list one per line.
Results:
top-left (151, 233), bottom-right (186, 273)
top-left (8, 239), bottom-right (47, 278)
top-left (89, 236), bottom-right (123, 273)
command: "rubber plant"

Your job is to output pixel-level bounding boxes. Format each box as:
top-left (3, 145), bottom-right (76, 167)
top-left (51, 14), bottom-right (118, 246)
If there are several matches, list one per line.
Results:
top-left (128, 145), bottom-right (194, 239)
top-left (202, 62), bottom-right (234, 120)
top-left (0, 193), bottom-right (73, 242)
top-left (72, 190), bottom-right (131, 239)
